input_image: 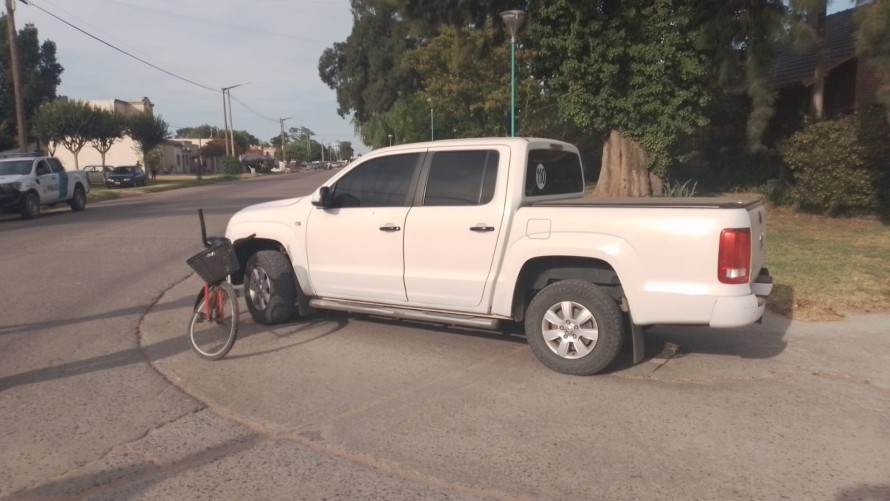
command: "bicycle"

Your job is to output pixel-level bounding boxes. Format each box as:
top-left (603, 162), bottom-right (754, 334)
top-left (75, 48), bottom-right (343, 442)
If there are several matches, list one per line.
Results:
top-left (185, 209), bottom-right (249, 360)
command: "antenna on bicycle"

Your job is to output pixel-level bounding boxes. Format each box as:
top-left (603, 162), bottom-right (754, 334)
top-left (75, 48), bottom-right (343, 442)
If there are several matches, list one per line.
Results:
top-left (198, 209), bottom-right (211, 248)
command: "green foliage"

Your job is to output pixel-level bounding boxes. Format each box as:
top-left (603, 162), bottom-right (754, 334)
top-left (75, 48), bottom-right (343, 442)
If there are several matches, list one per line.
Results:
top-left (529, 0), bottom-right (716, 176)
top-left (31, 99), bottom-right (95, 168)
top-left (855, 0), bottom-right (890, 109)
top-left (662, 179), bottom-right (698, 198)
top-left (89, 107), bottom-right (125, 165)
top-left (780, 109), bottom-right (890, 216)
top-left (222, 156), bottom-right (242, 176)
top-left (0, 18), bottom-right (63, 151)
top-left (127, 113), bottom-right (170, 166)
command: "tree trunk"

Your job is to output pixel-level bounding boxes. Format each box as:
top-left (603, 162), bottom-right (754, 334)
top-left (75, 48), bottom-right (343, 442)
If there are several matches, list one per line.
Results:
top-left (592, 130), bottom-right (663, 197)
top-left (810, 7), bottom-right (826, 119)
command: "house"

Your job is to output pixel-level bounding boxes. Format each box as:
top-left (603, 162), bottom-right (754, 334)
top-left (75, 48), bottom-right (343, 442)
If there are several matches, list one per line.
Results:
top-left (48, 97), bottom-right (220, 174)
top-left (51, 97), bottom-right (152, 170)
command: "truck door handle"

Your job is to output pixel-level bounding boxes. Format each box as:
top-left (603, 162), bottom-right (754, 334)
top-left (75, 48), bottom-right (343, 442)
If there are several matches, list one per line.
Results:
top-left (379, 225), bottom-right (401, 232)
top-left (470, 225), bottom-right (495, 232)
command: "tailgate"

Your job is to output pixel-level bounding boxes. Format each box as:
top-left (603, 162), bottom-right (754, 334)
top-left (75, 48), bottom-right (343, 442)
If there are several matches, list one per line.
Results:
top-left (747, 202), bottom-right (770, 290)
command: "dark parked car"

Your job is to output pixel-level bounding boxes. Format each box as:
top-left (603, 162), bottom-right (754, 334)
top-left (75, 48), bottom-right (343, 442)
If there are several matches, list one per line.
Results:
top-left (105, 166), bottom-right (146, 188)
top-left (83, 165), bottom-right (112, 185)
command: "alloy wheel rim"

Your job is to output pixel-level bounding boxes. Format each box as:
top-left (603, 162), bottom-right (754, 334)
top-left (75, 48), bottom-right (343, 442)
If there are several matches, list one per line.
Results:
top-left (540, 300), bottom-right (599, 359)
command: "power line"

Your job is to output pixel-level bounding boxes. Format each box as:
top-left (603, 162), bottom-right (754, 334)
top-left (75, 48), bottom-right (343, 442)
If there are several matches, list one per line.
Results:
top-left (230, 96), bottom-right (279, 123)
top-left (23, 0), bottom-right (219, 93)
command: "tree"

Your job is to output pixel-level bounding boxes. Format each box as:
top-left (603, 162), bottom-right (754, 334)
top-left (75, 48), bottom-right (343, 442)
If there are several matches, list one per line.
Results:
top-left (0, 18), bottom-right (63, 151)
top-left (127, 113), bottom-right (169, 168)
top-left (788, 0), bottom-right (829, 119)
top-left (176, 124), bottom-right (221, 139)
top-left (200, 139), bottom-right (226, 159)
top-left (89, 107), bottom-right (125, 167)
top-left (31, 100), bottom-right (62, 155)
top-left (855, 0), bottom-right (890, 111)
top-left (530, 0), bottom-right (716, 197)
top-left (705, 1), bottom-right (786, 152)
top-left (31, 99), bottom-right (95, 169)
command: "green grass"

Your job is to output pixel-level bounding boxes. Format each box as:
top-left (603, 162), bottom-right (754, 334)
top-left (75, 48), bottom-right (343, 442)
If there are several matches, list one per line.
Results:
top-left (766, 204), bottom-right (890, 320)
top-left (87, 174), bottom-right (241, 202)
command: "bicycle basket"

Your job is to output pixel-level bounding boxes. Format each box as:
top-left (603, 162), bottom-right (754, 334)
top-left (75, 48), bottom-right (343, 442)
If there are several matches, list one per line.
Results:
top-left (186, 239), bottom-right (240, 284)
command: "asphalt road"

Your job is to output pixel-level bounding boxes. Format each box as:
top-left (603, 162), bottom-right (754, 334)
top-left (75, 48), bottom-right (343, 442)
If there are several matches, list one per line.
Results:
top-left (1, 173), bottom-right (888, 500)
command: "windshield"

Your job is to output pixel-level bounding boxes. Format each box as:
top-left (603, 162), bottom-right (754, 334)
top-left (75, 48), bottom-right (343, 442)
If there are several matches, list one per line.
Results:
top-left (0, 160), bottom-right (33, 176)
top-left (112, 167), bottom-right (134, 174)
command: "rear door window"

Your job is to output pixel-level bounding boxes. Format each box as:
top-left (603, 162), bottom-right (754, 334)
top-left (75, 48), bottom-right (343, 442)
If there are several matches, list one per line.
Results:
top-left (422, 150), bottom-right (499, 206)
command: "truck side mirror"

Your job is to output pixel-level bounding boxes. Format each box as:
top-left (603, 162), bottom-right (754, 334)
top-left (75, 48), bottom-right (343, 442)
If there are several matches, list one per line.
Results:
top-left (312, 186), bottom-right (332, 208)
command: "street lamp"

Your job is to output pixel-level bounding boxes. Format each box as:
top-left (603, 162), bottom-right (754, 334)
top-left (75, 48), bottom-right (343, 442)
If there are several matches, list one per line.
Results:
top-left (221, 83), bottom-right (246, 156)
top-left (500, 10), bottom-right (527, 137)
top-left (427, 98), bottom-right (434, 141)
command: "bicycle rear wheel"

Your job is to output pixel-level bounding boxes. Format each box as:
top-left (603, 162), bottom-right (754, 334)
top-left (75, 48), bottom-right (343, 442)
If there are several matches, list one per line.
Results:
top-left (188, 282), bottom-right (238, 360)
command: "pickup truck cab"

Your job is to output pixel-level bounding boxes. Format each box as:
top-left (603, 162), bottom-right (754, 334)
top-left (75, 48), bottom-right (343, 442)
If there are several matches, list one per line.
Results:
top-left (0, 155), bottom-right (90, 219)
top-left (224, 137), bottom-right (773, 375)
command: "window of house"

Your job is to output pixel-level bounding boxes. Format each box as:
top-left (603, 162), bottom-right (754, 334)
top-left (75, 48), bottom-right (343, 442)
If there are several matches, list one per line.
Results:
top-left (422, 150), bottom-right (499, 206)
top-left (331, 153), bottom-right (420, 208)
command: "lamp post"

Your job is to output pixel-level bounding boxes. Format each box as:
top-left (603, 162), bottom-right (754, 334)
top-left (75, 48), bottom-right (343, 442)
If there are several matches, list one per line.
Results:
top-left (221, 83), bottom-right (246, 156)
top-left (500, 10), bottom-right (527, 137)
top-left (427, 98), bottom-right (434, 141)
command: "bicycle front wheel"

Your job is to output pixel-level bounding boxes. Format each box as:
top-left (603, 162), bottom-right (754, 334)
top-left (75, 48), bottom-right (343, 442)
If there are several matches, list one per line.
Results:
top-left (188, 282), bottom-right (239, 360)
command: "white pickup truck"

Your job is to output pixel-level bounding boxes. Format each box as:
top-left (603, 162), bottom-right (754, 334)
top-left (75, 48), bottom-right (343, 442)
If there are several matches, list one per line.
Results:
top-left (0, 155), bottom-right (90, 219)
top-left (224, 137), bottom-right (773, 375)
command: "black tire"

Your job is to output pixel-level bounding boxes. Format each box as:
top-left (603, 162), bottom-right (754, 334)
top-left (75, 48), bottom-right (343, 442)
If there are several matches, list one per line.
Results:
top-left (244, 250), bottom-right (298, 324)
top-left (524, 279), bottom-right (624, 376)
top-left (69, 185), bottom-right (87, 212)
top-left (20, 192), bottom-right (40, 219)
top-left (188, 282), bottom-right (238, 360)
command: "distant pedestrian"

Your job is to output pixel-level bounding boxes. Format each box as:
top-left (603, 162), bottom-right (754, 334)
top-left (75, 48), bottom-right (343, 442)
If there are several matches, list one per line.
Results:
top-left (150, 167), bottom-right (157, 181)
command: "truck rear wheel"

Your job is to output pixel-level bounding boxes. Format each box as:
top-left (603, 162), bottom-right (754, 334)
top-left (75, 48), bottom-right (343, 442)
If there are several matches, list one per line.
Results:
top-left (20, 192), bottom-right (40, 219)
top-left (69, 186), bottom-right (87, 212)
top-left (525, 279), bottom-right (624, 375)
top-left (244, 250), bottom-right (298, 325)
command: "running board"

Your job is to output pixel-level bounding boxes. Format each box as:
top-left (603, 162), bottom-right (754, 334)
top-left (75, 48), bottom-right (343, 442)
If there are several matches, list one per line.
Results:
top-left (308, 298), bottom-right (501, 330)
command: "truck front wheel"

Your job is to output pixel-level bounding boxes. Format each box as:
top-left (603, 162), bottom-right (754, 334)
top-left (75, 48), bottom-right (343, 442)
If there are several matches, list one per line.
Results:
top-left (525, 279), bottom-right (624, 376)
top-left (244, 250), bottom-right (297, 324)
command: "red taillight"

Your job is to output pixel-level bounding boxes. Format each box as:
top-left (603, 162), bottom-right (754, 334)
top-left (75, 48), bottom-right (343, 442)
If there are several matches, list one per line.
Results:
top-left (718, 228), bottom-right (751, 284)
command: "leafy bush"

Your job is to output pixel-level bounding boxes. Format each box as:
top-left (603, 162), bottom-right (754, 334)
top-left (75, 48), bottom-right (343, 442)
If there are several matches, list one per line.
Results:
top-left (662, 179), bottom-right (698, 197)
top-left (779, 109), bottom-right (890, 216)
top-left (222, 156), bottom-right (243, 176)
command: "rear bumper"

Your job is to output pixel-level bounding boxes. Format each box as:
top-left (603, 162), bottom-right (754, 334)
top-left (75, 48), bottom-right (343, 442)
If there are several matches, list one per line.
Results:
top-left (709, 267), bottom-right (774, 328)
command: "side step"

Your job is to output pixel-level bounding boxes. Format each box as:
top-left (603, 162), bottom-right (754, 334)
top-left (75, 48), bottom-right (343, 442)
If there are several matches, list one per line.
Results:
top-left (308, 298), bottom-right (501, 330)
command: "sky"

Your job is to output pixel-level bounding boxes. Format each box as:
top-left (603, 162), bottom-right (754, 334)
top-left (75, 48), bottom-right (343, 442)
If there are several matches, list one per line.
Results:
top-left (9, 0), bottom-right (368, 153)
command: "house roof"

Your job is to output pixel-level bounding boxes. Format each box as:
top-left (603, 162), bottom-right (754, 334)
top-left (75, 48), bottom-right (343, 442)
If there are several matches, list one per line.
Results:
top-left (768, 7), bottom-right (858, 88)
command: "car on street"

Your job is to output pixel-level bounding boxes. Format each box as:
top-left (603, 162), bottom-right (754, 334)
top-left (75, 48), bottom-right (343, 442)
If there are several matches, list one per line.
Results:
top-left (105, 166), bottom-right (146, 188)
top-left (83, 165), bottom-right (112, 185)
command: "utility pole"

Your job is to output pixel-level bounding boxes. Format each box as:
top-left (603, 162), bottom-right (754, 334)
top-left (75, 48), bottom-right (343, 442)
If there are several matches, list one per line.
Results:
top-left (221, 83), bottom-right (245, 157)
top-left (6, 0), bottom-right (28, 151)
top-left (279, 117), bottom-right (291, 160)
